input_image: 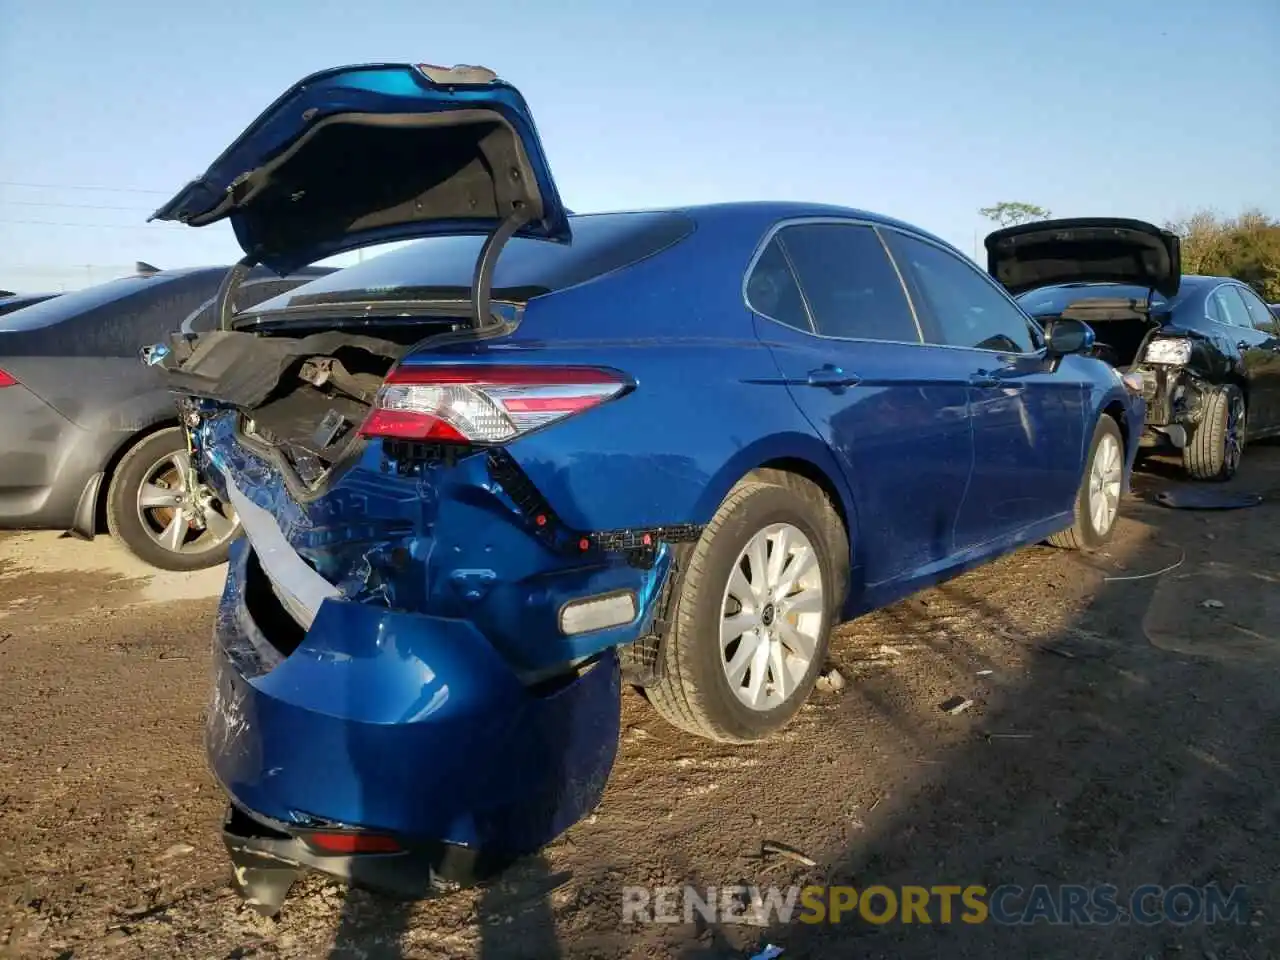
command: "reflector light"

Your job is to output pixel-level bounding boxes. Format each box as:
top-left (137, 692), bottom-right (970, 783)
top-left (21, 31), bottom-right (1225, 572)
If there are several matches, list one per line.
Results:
top-left (306, 832), bottom-right (402, 855)
top-left (559, 591), bottom-right (638, 635)
top-left (0, 369), bottom-right (17, 388)
top-left (360, 364), bottom-right (629, 443)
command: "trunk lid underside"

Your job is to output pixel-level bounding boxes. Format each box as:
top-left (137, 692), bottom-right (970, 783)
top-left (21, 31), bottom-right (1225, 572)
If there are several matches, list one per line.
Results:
top-left (985, 217), bottom-right (1182, 299)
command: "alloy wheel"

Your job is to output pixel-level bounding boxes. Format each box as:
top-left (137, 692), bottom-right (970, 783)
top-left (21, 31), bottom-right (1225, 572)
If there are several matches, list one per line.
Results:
top-left (719, 522), bottom-right (824, 711)
top-left (1088, 432), bottom-right (1122, 536)
top-left (135, 449), bottom-right (239, 555)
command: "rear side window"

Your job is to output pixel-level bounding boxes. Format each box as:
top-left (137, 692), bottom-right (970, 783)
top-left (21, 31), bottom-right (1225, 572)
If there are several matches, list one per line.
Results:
top-left (885, 231), bottom-right (1039, 353)
top-left (770, 223), bottom-right (919, 342)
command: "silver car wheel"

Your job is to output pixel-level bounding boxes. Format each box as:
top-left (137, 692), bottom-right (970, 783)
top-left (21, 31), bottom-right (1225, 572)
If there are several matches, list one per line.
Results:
top-left (135, 449), bottom-right (239, 555)
top-left (719, 522), bottom-right (824, 712)
top-left (1088, 432), bottom-right (1122, 536)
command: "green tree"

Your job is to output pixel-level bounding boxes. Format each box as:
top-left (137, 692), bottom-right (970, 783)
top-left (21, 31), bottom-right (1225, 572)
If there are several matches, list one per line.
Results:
top-left (979, 201), bottom-right (1052, 228)
top-left (1164, 209), bottom-right (1280, 301)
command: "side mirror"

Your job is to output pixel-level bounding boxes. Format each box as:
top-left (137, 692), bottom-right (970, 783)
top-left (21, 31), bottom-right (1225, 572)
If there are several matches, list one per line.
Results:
top-left (1044, 317), bottom-right (1096, 357)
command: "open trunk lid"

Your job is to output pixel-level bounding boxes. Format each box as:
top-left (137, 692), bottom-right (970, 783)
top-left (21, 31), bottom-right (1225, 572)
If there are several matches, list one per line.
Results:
top-left (149, 62), bottom-right (571, 286)
top-left (985, 217), bottom-right (1182, 299)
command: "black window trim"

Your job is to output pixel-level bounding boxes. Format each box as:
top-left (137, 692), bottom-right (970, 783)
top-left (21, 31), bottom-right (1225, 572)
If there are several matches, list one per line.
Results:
top-left (874, 222), bottom-right (1049, 359)
top-left (741, 215), bottom-right (926, 345)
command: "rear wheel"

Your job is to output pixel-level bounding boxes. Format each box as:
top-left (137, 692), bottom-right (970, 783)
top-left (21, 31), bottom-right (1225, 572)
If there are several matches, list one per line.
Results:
top-left (106, 426), bottom-right (241, 571)
top-left (1048, 416), bottom-right (1124, 551)
top-left (644, 472), bottom-right (849, 743)
top-left (1183, 384), bottom-right (1245, 481)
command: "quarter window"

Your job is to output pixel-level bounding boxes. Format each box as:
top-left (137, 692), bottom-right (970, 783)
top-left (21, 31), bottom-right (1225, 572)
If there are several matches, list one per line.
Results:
top-left (745, 236), bottom-right (810, 332)
top-left (883, 231), bottom-right (1039, 353)
top-left (771, 223), bottom-right (919, 342)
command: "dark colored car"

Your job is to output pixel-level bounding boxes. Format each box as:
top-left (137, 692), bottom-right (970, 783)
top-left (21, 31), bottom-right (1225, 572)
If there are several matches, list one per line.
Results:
top-left (147, 62), bottom-right (1145, 913)
top-left (0, 265), bottom-right (330, 570)
top-left (0, 291), bottom-right (59, 316)
top-left (987, 218), bottom-right (1280, 481)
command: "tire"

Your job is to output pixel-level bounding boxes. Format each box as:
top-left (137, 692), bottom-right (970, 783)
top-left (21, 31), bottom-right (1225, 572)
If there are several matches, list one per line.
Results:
top-left (644, 471), bottom-right (850, 743)
top-left (105, 426), bottom-right (241, 572)
top-left (1048, 416), bottom-right (1125, 551)
top-left (1183, 384), bottom-right (1246, 481)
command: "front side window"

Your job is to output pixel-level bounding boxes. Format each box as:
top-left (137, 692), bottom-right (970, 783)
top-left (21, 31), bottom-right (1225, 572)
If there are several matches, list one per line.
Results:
top-left (885, 231), bottom-right (1039, 353)
top-left (772, 223), bottom-right (919, 342)
top-left (1234, 285), bottom-right (1279, 334)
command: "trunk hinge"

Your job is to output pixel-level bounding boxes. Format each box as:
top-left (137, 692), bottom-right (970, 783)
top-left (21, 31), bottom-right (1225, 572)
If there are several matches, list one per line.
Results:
top-left (471, 206), bottom-right (534, 330)
top-left (214, 255), bottom-right (259, 331)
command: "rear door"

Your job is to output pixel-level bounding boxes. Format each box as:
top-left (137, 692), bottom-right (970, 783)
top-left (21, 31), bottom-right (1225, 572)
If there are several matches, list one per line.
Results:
top-left (881, 229), bottom-right (1088, 546)
top-left (749, 219), bottom-right (974, 592)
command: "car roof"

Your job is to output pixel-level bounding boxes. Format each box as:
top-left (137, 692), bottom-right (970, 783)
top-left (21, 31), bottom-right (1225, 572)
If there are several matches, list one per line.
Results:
top-left (575, 201), bottom-right (962, 256)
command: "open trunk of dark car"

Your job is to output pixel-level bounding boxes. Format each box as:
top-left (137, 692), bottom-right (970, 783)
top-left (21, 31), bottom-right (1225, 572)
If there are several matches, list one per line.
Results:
top-left (1030, 295), bottom-right (1165, 370)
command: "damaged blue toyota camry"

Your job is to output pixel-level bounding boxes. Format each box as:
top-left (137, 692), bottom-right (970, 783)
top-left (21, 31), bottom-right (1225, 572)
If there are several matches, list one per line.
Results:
top-left (147, 62), bottom-right (1146, 914)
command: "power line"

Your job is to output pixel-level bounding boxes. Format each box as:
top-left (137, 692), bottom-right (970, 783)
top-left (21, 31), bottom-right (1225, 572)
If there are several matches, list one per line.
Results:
top-left (0, 218), bottom-right (187, 230)
top-left (1, 199), bottom-right (155, 212)
top-left (0, 179), bottom-right (172, 195)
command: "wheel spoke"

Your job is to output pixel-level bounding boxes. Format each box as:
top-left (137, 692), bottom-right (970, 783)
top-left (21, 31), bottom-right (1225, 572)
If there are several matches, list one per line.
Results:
top-left (202, 505), bottom-right (237, 541)
top-left (745, 534), bottom-right (769, 600)
top-left (159, 510), bottom-right (188, 551)
top-left (727, 564), bottom-right (755, 609)
top-left (725, 631), bottom-right (761, 686)
top-left (168, 450), bottom-right (192, 488)
top-left (779, 618), bottom-right (816, 661)
top-left (781, 588), bottom-right (823, 617)
top-left (745, 637), bottom-right (772, 708)
top-left (138, 483), bottom-right (182, 509)
top-left (769, 642), bottom-right (791, 702)
top-left (720, 611), bottom-right (759, 649)
top-left (775, 545), bottom-right (817, 599)
top-left (766, 526), bottom-right (791, 586)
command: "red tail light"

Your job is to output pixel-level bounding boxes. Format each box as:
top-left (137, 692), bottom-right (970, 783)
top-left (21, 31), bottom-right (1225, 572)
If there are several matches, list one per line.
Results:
top-left (305, 831), bottom-right (402, 855)
top-left (360, 364), bottom-right (630, 443)
top-left (0, 369), bottom-right (17, 388)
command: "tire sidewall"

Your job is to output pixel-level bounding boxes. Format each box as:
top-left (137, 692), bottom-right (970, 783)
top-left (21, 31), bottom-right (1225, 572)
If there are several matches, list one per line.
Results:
top-left (682, 483), bottom-right (837, 739)
top-left (106, 427), bottom-right (236, 572)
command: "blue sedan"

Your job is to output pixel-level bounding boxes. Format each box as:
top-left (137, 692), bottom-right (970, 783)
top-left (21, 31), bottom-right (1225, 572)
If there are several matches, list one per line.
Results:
top-left (148, 62), bottom-right (1145, 913)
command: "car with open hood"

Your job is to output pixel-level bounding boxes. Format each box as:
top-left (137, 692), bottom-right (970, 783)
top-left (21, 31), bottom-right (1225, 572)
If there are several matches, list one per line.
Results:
top-left (148, 62), bottom-right (1146, 915)
top-left (987, 218), bottom-right (1280, 480)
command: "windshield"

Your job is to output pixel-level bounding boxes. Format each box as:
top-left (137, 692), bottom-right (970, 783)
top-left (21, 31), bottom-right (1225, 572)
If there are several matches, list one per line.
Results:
top-left (1015, 283), bottom-right (1172, 317)
top-left (0, 275), bottom-right (169, 332)
top-left (246, 210), bottom-right (697, 314)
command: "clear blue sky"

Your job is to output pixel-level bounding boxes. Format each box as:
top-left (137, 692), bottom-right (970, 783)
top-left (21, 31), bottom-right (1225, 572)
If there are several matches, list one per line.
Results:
top-left (1, 0), bottom-right (1276, 292)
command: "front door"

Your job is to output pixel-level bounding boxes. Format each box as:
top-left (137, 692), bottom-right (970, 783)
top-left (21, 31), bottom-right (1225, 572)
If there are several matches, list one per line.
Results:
top-left (747, 220), bottom-right (973, 593)
top-left (880, 229), bottom-right (1088, 548)
top-left (1226, 284), bottom-right (1280, 435)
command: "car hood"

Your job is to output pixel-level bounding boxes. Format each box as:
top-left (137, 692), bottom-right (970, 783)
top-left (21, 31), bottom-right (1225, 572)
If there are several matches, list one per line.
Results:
top-left (985, 218), bottom-right (1181, 299)
top-left (150, 63), bottom-right (571, 274)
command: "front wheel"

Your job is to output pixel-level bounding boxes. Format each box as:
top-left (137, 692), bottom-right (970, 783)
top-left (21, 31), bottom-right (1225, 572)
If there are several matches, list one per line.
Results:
top-left (644, 472), bottom-right (849, 743)
top-left (105, 426), bottom-right (241, 572)
top-left (1048, 416), bottom-right (1124, 551)
top-left (1183, 384), bottom-right (1245, 481)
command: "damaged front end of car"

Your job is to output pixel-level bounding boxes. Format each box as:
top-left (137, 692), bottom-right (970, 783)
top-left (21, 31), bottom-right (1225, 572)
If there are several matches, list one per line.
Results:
top-left (1126, 333), bottom-right (1220, 453)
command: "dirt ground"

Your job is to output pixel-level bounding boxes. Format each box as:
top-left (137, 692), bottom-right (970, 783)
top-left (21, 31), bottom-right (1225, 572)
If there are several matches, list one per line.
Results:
top-left (2, 447), bottom-right (1278, 960)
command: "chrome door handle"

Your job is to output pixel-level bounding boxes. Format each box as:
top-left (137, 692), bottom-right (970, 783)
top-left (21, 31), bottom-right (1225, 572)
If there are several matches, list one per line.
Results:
top-left (968, 372), bottom-right (1000, 388)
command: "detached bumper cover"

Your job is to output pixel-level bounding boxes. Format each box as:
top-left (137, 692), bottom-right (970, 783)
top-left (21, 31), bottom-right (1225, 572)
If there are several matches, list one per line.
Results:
top-left (210, 537), bottom-right (622, 860)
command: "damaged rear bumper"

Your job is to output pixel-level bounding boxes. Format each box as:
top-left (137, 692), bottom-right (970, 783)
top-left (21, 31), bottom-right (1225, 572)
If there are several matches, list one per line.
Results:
top-left (209, 534), bottom-right (623, 900)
